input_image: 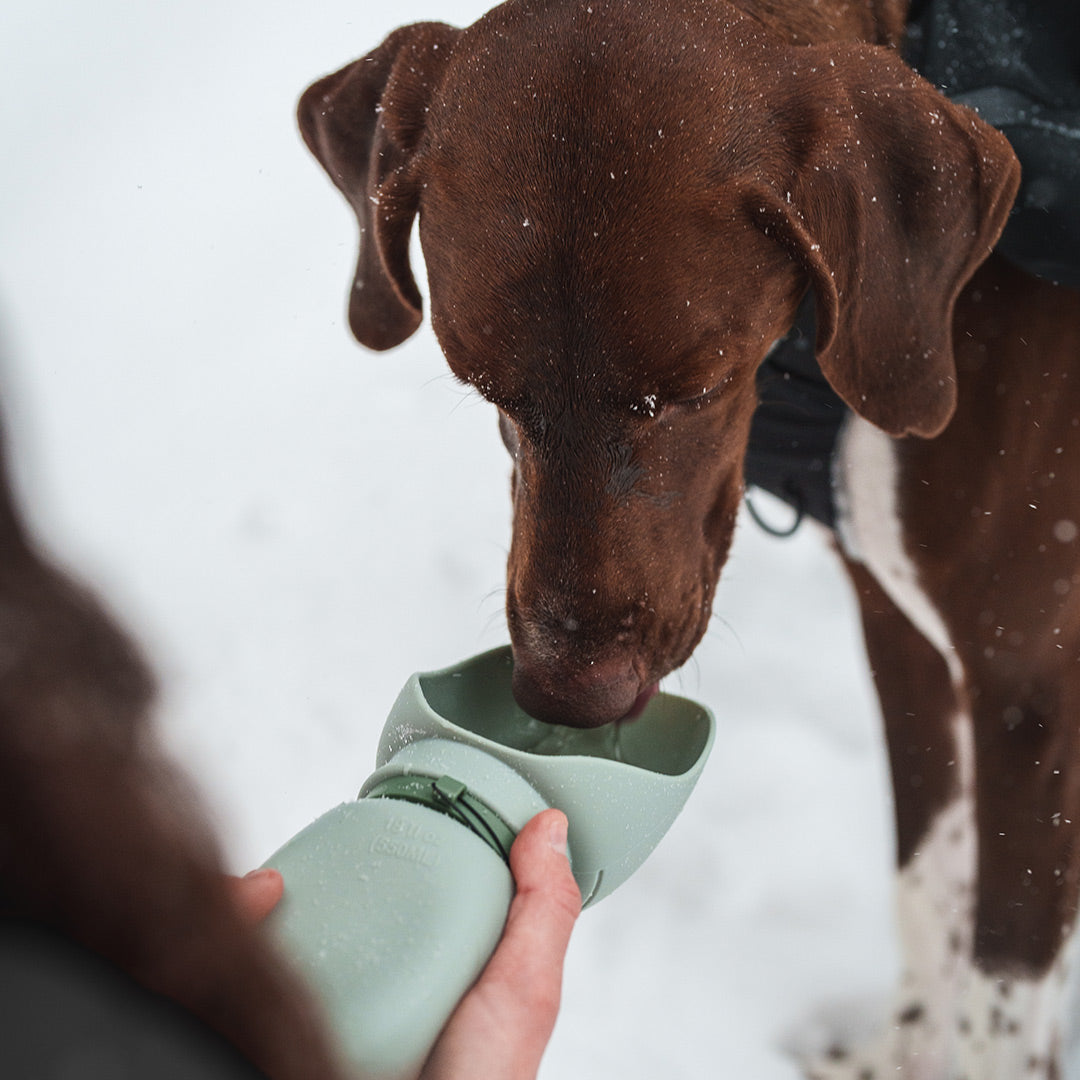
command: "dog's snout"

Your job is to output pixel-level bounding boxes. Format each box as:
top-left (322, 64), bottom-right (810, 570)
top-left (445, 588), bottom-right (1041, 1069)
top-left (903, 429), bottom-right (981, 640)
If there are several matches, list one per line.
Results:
top-left (504, 570), bottom-right (683, 728)
top-left (512, 651), bottom-right (642, 728)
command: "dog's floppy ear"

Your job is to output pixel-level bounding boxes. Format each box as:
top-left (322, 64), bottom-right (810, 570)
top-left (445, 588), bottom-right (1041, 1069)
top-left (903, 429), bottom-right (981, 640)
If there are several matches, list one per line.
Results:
top-left (298, 23), bottom-right (461, 351)
top-left (746, 45), bottom-right (1020, 437)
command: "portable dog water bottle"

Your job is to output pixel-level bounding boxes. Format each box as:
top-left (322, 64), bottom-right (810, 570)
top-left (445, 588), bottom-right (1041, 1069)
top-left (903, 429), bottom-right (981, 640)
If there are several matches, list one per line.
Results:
top-left (262, 646), bottom-right (714, 1080)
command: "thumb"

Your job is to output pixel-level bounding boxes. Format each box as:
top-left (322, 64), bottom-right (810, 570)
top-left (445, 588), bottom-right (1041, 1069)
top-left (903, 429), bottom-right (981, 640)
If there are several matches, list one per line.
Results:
top-left (487, 808), bottom-right (583, 1019)
top-left (420, 809), bottom-right (581, 1080)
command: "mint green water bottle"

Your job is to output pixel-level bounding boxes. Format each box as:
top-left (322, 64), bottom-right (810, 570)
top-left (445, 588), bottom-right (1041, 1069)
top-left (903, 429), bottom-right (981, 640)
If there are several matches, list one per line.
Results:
top-left (263, 646), bottom-right (714, 1080)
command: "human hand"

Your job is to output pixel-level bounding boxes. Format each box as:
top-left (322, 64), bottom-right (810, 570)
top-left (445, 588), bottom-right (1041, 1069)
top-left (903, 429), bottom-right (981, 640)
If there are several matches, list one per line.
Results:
top-left (230, 808), bottom-right (581, 1080)
top-left (419, 808), bottom-right (582, 1080)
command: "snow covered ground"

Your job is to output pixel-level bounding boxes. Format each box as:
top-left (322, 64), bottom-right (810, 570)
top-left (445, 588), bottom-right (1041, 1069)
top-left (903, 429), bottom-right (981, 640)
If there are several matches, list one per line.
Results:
top-left (1, 3), bottom-right (898, 1076)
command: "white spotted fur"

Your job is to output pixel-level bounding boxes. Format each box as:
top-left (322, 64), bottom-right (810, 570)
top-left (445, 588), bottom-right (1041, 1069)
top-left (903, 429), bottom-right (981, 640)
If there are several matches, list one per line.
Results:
top-left (809, 415), bottom-right (1072, 1079)
top-left (833, 415), bottom-right (962, 687)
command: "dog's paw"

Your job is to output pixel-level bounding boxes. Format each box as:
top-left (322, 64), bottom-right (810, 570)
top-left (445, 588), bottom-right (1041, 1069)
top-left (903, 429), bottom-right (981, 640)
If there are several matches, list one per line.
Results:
top-left (798, 996), bottom-right (948, 1080)
top-left (803, 1041), bottom-right (927, 1080)
top-left (781, 991), bottom-right (889, 1080)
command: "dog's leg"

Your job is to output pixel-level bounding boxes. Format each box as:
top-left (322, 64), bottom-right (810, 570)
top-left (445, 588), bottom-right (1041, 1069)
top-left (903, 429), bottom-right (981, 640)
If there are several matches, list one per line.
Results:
top-left (807, 560), bottom-right (974, 1080)
top-left (951, 660), bottom-right (1080, 1080)
top-left (808, 415), bottom-right (979, 1079)
top-left (813, 414), bottom-right (1080, 1078)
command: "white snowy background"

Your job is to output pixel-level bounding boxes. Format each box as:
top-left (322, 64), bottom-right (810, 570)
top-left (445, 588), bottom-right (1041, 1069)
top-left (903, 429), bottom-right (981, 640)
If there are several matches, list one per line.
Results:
top-left (0, 2), bottom-right (899, 1076)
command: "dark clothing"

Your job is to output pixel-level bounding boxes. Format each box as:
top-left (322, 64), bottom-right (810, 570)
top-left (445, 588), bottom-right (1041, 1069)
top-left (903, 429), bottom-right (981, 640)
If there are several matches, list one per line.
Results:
top-left (906, 0), bottom-right (1080, 289)
top-left (745, 294), bottom-right (844, 531)
top-left (0, 920), bottom-right (266, 1080)
top-left (744, 0), bottom-right (1080, 531)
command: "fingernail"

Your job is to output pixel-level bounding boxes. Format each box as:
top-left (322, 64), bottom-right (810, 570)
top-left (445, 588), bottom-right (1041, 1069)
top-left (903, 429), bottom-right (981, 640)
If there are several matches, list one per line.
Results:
top-left (548, 812), bottom-right (569, 856)
top-left (244, 868), bottom-right (275, 881)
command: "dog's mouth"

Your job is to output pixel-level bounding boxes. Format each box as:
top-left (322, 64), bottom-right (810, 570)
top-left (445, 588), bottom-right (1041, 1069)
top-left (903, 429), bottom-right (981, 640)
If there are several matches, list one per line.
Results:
top-left (510, 654), bottom-right (661, 729)
top-left (622, 682), bottom-right (659, 721)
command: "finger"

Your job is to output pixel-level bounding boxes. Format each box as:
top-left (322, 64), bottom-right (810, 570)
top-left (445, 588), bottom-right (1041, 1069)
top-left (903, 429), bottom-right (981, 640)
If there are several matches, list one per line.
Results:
top-left (487, 807), bottom-right (582, 1024)
top-left (420, 809), bottom-right (581, 1080)
top-left (226, 868), bottom-right (284, 923)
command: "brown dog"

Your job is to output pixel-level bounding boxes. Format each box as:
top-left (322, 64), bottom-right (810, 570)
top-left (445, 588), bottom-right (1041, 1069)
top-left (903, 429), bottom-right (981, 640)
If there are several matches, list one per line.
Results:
top-left (301, 0), bottom-right (1080, 1076)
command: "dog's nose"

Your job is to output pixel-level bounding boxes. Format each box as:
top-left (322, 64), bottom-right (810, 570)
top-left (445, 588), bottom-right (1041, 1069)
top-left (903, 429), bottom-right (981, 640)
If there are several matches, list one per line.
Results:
top-left (511, 653), bottom-right (642, 728)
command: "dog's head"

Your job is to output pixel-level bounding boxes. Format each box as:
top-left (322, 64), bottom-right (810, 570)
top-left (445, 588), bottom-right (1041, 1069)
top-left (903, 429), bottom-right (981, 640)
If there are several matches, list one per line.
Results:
top-left (300, 1), bottom-right (1018, 726)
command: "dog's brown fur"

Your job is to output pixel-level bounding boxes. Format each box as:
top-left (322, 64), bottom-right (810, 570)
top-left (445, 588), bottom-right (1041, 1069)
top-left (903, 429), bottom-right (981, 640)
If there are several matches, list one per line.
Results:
top-left (0, 413), bottom-right (344, 1074)
top-left (303, 0), bottom-right (1080, 1074)
top-left (301, 0), bottom-right (1017, 725)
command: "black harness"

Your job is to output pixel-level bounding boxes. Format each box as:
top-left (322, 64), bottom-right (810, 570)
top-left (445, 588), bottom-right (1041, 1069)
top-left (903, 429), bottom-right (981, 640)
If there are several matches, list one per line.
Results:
top-left (744, 0), bottom-right (1080, 532)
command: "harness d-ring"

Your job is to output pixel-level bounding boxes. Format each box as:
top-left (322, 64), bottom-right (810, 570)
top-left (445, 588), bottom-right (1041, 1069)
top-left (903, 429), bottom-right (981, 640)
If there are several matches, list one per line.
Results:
top-left (744, 486), bottom-right (804, 538)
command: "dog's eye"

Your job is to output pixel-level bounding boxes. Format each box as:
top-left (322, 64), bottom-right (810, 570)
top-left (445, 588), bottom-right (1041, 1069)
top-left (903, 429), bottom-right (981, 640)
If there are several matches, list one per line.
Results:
top-left (663, 377), bottom-right (732, 414)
